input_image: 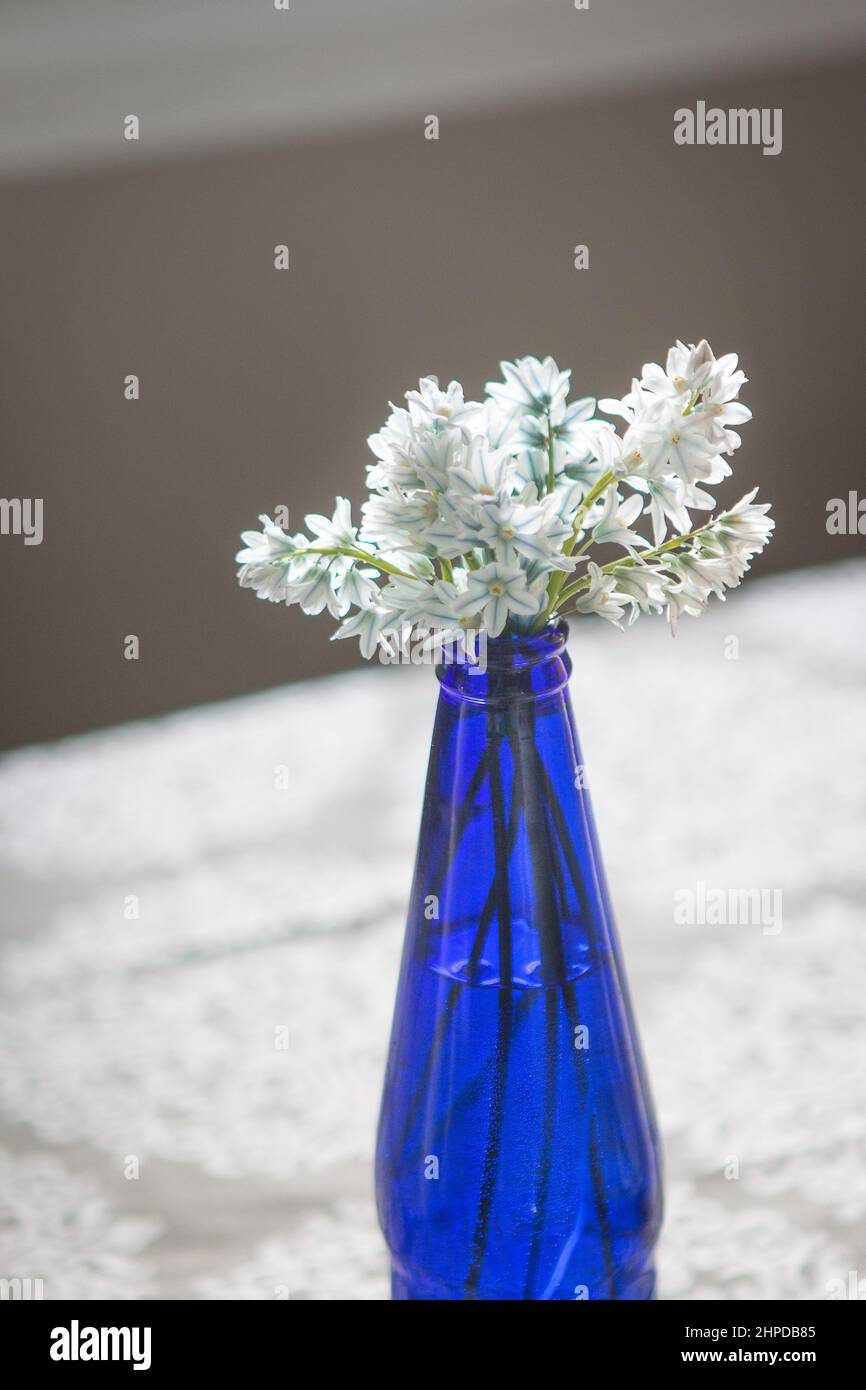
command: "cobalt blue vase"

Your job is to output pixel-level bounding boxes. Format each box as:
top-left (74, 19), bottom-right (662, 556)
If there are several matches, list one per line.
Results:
top-left (375, 623), bottom-right (662, 1300)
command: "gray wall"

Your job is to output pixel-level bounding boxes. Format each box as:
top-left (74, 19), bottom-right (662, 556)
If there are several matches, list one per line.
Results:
top-left (1, 57), bottom-right (864, 748)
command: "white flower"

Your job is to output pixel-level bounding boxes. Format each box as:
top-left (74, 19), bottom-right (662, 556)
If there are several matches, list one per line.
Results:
top-left (366, 408), bottom-right (424, 490)
top-left (510, 438), bottom-right (570, 493)
top-left (562, 448), bottom-right (611, 495)
top-left (448, 438), bottom-right (513, 501)
top-left (288, 552), bottom-right (352, 618)
top-left (666, 551), bottom-right (742, 601)
top-left (411, 427), bottom-right (467, 493)
top-left (543, 480), bottom-right (584, 524)
top-left (599, 378), bottom-right (661, 427)
top-left (651, 478), bottom-right (692, 546)
top-left (405, 376), bottom-right (480, 429)
top-left (421, 495), bottom-right (482, 559)
top-left (512, 564), bottom-right (557, 625)
top-left (609, 562), bottom-right (669, 614)
top-left (634, 402), bottom-right (722, 485)
top-left (702, 488), bottom-right (775, 558)
top-left (287, 555), bottom-right (348, 618)
top-left (339, 564), bottom-right (380, 611)
top-left (638, 342), bottom-right (750, 456)
top-left (235, 516), bottom-right (307, 602)
top-left (360, 486), bottom-right (438, 546)
top-left (616, 426), bottom-right (654, 480)
top-left (531, 492), bottom-right (579, 566)
top-left (305, 496), bottom-right (358, 550)
top-left (476, 399), bottom-right (524, 451)
top-left (556, 394), bottom-right (598, 444)
top-left (475, 494), bottom-right (575, 572)
top-left (279, 497), bottom-right (361, 618)
top-left (698, 359), bottom-right (750, 446)
top-left (665, 585), bottom-right (706, 635)
top-left (471, 497), bottom-right (543, 558)
top-left (456, 561), bottom-right (541, 637)
top-left (588, 487), bottom-right (646, 549)
top-left (640, 339), bottom-right (714, 400)
top-left (331, 604), bottom-right (393, 659)
top-left (509, 392), bottom-right (598, 456)
top-left (382, 549), bottom-right (437, 581)
top-left (415, 623), bottom-right (482, 658)
top-left (566, 419), bottom-right (624, 477)
top-left (379, 575), bottom-right (454, 627)
top-left (237, 338), bottom-right (773, 650)
top-left (628, 475), bottom-right (693, 547)
top-left (422, 578), bottom-right (477, 630)
top-left (486, 356), bottom-right (571, 418)
top-left (381, 575), bottom-right (478, 645)
top-left (572, 561), bottom-right (632, 627)
top-left (505, 391), bottom-right (600, 496)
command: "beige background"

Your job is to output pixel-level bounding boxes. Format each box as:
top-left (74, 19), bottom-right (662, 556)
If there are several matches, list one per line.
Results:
top-left (1, 26), bottom-right (864, 747)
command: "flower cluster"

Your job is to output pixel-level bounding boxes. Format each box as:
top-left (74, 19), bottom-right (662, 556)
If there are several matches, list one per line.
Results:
top-left (236, 340), bottom-right (774, 653)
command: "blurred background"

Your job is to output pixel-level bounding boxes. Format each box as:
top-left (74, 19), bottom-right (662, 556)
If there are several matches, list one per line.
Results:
top-left (1, 0), bottom-right (864, 747)
top-left (1, 1), bottom-right (865, 1304)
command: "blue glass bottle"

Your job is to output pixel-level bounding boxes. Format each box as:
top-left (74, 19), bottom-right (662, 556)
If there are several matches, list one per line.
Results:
top-left (375, 624), bottom-right (662, 1300)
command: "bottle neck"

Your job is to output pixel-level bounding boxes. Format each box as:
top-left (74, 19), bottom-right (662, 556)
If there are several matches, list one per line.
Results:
top-left (436, 622), bottom-right (571, 706)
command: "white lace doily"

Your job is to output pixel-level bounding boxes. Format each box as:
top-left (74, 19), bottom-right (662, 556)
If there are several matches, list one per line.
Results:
top-left (1, 561), bottom-right (864, 1299)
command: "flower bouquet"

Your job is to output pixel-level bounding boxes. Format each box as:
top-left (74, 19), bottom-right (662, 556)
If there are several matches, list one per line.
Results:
top-left (237, 341), bottom-right (773, 1300)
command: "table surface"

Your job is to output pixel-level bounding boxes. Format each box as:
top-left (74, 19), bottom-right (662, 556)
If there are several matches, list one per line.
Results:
top-left (1, 560), bottom-right (864, 1300)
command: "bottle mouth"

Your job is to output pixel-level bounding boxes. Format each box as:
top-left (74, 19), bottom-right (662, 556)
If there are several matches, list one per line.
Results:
top-left (436, 621), bottom-right (571, 700)
top-left (481, 620), bottom-right (569, 672)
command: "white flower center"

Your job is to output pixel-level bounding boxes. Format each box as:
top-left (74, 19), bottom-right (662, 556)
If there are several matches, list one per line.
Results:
top-left (672, 376), bottom-right (687, 391)
top-left (489, 582), bottom-right (505, 597)
top-left (670, 431), bottom-right (682, 444)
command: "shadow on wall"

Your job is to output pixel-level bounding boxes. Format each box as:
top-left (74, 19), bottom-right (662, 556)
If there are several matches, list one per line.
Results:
top-left (0, 58), bottom-right (864, 748)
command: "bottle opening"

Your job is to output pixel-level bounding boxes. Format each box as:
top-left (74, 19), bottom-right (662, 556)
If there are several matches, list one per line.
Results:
top-left (437, 621), bottom-right (571, 702)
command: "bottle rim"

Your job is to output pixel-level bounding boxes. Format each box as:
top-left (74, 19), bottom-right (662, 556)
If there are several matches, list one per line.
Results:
top-left (436, 620), bottom-right (570, 688)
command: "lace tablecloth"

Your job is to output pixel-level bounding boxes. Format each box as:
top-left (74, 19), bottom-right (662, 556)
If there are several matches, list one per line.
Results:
top-left (1, 561), bottom-right (864, 1300)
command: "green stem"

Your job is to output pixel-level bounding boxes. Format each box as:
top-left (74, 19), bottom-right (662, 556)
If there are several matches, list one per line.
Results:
top-left (465, 707), bottom-right (514, 1297)
top-left (299, 544), bottom-right (417, 580)
top-left (546, 414), bottom-right (556, 495)
top-left (531, 468), bottom-right (617, 631)
top-left (621, 520), bottom-right (713, 566)
top-left (555, 518), bottom-right (716, 610)
top-left (567, 470), bottom-right (618, 544)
